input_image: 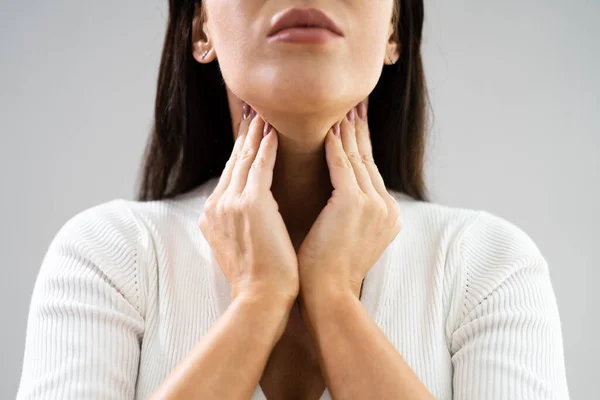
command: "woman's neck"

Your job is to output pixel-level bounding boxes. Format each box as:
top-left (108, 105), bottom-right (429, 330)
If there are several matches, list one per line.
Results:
top-left (270, 129), bottom-right (334, 239)
top-left (229, 104), bottom-right (341, 240)
top-left (227, 88), bottom-right (349, 238)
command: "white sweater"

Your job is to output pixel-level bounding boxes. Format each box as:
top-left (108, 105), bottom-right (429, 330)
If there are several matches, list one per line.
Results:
top-left (17, 177), bottom-right (570, 399)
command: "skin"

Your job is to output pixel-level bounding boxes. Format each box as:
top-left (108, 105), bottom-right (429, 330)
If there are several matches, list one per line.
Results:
top-left (191, 0), bottom-right (400, 244)
top-left (152, 0), bottom-right (435, 398)
top-left (150, 108), bottom-right (434, 399)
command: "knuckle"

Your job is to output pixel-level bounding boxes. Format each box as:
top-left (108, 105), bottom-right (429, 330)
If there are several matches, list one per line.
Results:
top-left (204, 196), bottom-right (215, 210)
top-left (333, 154), bottom-right (352, 169)
top-left (221, 196), bottom-right (239, 216)
top-left (197, 214), bottom-right (207, 230)
top-left (385, 192), bottom-right (396, 203)
top-left (366, 197), bottom-right (386, 217)
top-left (240, 146), bottom-right (256, 161)
top-left (227, 153), bottom-right (239, 165)
top-left (385, 202), bottom-right (401, 225)
top-left (204, 200), bottom-right (217, 217)
top-left (347, 152), bottom-right (362, 164)
top-left (361, 153), bottom-right (376, 166)
top-left (251, 155), bottom-right (267, 169)
top-left (204, 196), bottom-right (219, 216)
top-left (239, 191), bottom-right (259, 211)
top-left (395, 216), bottom-right (403, 230)
top-left (379, 200), bottom-right (391, 218)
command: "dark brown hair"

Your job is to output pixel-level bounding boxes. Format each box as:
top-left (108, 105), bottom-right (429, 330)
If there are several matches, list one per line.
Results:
top-left (136, 0), bottom-right (430, 202)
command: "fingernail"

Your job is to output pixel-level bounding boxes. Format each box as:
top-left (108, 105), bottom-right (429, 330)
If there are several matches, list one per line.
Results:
top-left (333, 123), bottom-right (341, 138)
top-left (346, 108), bottom-right (355, 122)
top-left (263, 122), bottom-right (271, 137)
top-left (357, 101), bottom-right (367, 120)
top-left (249, 108), bottom-right (257, 119)
top-left (242, 103), bottom-right (250, 120)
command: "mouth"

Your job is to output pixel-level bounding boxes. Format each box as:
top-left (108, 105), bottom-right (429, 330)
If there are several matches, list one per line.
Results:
top-left (267, 8), bottom-right (344, 43)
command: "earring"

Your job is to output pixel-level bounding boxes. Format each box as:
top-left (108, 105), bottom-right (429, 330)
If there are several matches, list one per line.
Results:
top-left (201, 49), bottom-right (210, 60)
top-left (387, 53), bottom-right (395, 65)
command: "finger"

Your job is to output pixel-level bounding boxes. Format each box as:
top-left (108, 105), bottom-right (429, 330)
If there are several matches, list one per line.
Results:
top-left (245, 124), bottom-right (278, 194)
top-left (228, 112), bottom-right (266, 194)
top-left (355, 101), bottom-right (388, 198)
top-left (355, 102), bottom-right (399, 223)
top-left (213, 104), bottom-right (253, 198)
top-left (324, 126), bottom-right (360, 193)
top-left (340, 107), bottom-right (377, 197)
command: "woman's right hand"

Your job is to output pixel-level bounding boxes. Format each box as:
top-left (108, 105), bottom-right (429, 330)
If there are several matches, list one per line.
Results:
top-left (198, 104), bottom-right (299, 309)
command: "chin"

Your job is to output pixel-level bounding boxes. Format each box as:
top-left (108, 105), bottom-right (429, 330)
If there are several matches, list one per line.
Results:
top-left (246, 77), bottom-right (360, 116)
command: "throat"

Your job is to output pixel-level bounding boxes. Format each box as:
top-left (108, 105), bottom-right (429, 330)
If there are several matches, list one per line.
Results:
top-left (270, 139), bottom-right (334, 237)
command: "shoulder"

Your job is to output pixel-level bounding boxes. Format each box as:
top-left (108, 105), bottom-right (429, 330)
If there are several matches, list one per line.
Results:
top-left (41, 181), bottom-right (219, 317)
top-left (387, 190), bottom-right (549, 304)
top-left (387, 189), bottom-right (483, 253)
top-left (50, 198), bottom-right (144, 259)
top-left (36, 198), bottom-right (150, 317)
top-left (451, 209), bottom-right (549, 318)
top-left (452, 208), bottom-right (547, 288)
top-left (388, 190), bottom-right (542, 261)
top-left (53, 199), bottom-right (145, 244)
top-left (456, 209), bottom-right (544, 265)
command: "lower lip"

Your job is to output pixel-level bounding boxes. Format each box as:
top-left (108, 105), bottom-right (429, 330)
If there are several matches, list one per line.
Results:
top-left (268, 27), bottom-right (342, 44)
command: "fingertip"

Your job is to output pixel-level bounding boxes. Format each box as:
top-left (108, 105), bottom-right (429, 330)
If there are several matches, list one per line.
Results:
top-left (263, 127), bottom-right (278, 150)
top-left (263, 128), bottom-right (273, 143)
top-left (357, 101), bottom-right (367, 120)
top-left (340, 116), bottom-right (353, 137)
top-left (237, 113), bottom-right (253, 139)
top-left (333, 123), bottom-right (341, 138)
top-left (325, 128), bottom-right (336, 144)
top-left (324, 129), bottom-right (340, 155)
top-left (263, 122), bottom-right (271, 137)
top-left (346, 107), bottom-right (356, 122)
top-left (247, 111), bottom-right (265, 136)
top-left (242, 103), bottom-right (250, 120)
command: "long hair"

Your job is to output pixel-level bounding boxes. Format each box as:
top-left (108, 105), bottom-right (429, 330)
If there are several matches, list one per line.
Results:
top-left (136, 0), bottom-right (430, 202)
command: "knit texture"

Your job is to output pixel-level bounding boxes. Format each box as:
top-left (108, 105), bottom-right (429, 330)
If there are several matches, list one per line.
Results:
top-left (17, 177), bottom-right (569, 399)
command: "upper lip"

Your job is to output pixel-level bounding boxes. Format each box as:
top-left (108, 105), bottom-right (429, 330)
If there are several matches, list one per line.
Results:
top-left (267, 8), bottom-right (344, 37)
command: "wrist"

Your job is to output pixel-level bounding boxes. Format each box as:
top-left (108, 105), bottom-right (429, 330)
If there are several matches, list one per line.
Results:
top-left (300, 279), bottom-right (359, 306)
top-left (232, 281), bottom-right (299, 310)
top-left (232, 293), bottom-right (295, 339)
top-left (234, 291), bottom-right (295, 315)
top-left (299, 287), bottom-right (359, 343)
top-left (300, 283), bottom-right (356, 318)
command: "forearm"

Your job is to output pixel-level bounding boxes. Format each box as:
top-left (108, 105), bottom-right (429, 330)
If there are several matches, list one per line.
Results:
top-left (301, 290), bottom-right (434, 400)
top-left (150, 295), bottom-right (292, 400)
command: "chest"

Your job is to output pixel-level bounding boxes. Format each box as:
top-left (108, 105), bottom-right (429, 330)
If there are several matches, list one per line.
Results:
top-left (134, 236), bottom-right (457, 399)
top-left (257, 299), bottom-right (327, 400)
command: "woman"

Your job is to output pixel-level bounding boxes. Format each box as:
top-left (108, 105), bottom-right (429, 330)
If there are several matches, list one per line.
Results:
top-left (17, 0), bottom-right (569, 399)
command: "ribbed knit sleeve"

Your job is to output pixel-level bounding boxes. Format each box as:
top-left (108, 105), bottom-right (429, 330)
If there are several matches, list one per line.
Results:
top-left (16, 200), bottom-right (145, 400)
top-left (450, 211), bottom-right (569, 399)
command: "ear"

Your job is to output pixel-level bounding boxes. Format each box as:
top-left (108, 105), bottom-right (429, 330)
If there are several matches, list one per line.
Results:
top-left (191, 3), bottom-right (217, 64)
top-left (384, 23), bottom-right (400, 65)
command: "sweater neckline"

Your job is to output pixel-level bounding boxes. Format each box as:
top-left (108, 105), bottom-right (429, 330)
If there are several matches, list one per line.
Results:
top-left (208, 238), bottom-right (394, 399)
top-left (191, 175), bottom-right (395, 323)
top-left (185, 176), bottom-right (398, 399)
top-left (209, 241), bottom-right (393, 322)
top-left (185, 176), bottom-right (395, 320)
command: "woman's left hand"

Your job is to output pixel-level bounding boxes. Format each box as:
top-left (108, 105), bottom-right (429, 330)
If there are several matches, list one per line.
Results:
top-left (297, 100), bottom-right (403, 301)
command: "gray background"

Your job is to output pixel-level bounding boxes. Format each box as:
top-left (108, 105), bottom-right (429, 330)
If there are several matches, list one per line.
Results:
top-left (1, 0), bottom-right (598, 398)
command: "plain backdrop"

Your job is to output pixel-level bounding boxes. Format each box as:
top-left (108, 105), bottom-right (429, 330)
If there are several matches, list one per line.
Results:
top-left (1, 0), bottom-right (598, 398)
